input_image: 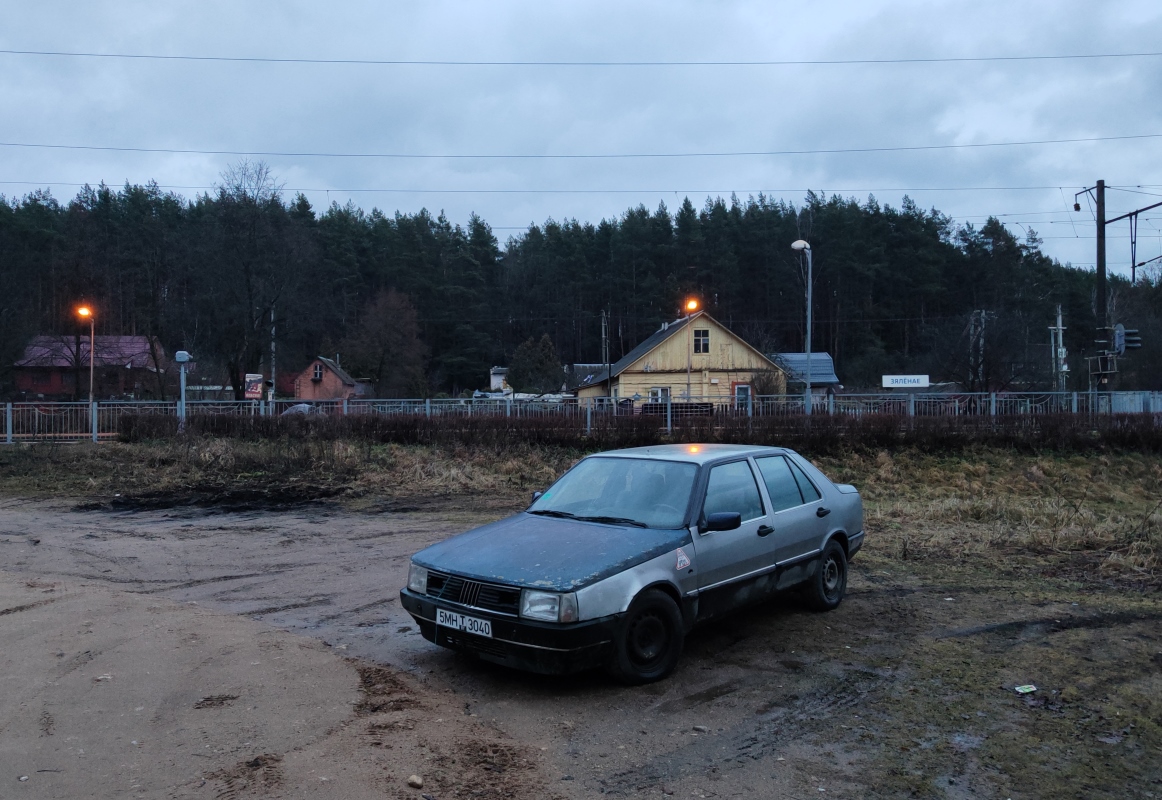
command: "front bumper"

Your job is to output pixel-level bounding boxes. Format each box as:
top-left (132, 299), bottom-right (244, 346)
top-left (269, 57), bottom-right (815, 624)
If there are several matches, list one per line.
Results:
top-left (399, 589), bottom-right (619, 675)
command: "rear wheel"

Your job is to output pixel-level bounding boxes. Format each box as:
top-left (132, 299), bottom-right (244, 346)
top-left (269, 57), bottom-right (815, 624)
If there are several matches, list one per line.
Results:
top-left (609, 589), bottom-right (684, 684)
top-left (804, 539), bottom-right (847, 611)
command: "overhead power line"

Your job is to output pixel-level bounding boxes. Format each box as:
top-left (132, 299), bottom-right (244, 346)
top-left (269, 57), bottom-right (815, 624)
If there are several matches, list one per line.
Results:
top-left (1, 133), bottom-right (1160, 160)
top-left (2, 48), bottom-right (1160, 67)
top-left (8, 180), bottom-right (1152, 194)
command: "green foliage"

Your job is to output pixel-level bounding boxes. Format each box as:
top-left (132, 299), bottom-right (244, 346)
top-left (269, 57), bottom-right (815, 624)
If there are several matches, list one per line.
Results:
top-left (506, 334), bottom-right (564, 394)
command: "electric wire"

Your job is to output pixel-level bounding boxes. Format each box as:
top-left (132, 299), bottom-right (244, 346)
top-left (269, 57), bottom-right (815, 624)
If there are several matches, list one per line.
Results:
top-left (3, 49), bottom-right (1161, 67)
top-left (1, 180), bottom-right (1141, 194)
top-left (2, 132), bottom-right (1159, 160)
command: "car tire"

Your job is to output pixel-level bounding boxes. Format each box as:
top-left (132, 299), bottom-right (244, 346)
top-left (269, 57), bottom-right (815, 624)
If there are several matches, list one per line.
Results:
top-left (804, 539), bottom-right (847, 612)
top-left (609, 589), bottom-right (685, 684)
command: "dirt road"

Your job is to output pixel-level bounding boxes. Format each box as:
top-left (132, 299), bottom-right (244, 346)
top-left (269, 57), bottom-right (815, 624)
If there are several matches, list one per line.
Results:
top-left (2, 497), bottom-right (1160, 799)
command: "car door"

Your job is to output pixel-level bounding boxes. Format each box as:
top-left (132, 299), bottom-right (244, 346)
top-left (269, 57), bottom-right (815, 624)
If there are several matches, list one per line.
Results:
top-left (754, 454), bottom-right (828, 564)
top-left (692, 459), bottom-right (774, 595)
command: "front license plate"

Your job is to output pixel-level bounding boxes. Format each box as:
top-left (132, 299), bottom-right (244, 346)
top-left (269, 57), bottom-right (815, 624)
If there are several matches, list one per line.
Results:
top-left (436, 608), bottom-right (493, 638)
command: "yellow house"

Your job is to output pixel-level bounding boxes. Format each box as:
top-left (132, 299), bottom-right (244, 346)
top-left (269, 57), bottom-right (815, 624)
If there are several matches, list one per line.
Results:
top-left (573, 311), bottom-right (786, 404)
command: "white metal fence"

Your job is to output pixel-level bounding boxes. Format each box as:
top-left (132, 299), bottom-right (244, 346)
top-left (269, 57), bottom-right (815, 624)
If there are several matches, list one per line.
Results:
top-left (4, 391), bottom-right (1161, 443)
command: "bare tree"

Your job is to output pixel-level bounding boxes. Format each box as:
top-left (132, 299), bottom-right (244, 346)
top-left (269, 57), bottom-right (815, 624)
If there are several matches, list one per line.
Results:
top-left (217, 159), bottom-right (284, 205)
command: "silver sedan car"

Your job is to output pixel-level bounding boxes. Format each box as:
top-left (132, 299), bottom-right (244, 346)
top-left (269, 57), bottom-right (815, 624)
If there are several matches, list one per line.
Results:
top-left (400, 444), bottom-right (864, 683)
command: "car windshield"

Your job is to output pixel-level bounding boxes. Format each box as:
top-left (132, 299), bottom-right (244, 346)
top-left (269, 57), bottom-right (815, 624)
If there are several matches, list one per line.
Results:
top-left (528, 457), bottom-right (697, 529)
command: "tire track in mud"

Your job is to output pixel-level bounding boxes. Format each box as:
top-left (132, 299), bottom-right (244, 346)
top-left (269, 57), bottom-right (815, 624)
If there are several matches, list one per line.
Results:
top-left (0, 596), bottom-right (59, 616)
top-left (133, 571), bottom-right (283, 594)
top-left (246, 596), bottom-right (334, 617)
top-left (598, 673), bottom-right (886, 795)
top-left (317, 596), bottom-right (396, 622)
top-left (593, 582), bottom-right (922, 795)
top-left (936, 609), bottom-right (1162, 639)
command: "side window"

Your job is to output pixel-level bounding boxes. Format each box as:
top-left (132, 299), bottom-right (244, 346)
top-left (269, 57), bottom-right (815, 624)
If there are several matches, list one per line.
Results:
top-left (702, 461), bottom-right (764, 523)
top-left (788, 459), bottom-right (822, 502)
top-left (755, 456), bottom-right (804, 512)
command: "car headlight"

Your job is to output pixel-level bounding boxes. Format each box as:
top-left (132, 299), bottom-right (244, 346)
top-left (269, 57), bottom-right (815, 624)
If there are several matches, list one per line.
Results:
top-left (407, 563), bottom-right (428, 594)
top-left (520, 589), bottom-right (578, 623)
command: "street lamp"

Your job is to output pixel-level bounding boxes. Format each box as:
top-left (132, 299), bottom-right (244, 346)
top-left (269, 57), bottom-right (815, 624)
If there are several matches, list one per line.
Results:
top-left (790, 240), bottom-right (813, 415)
top-left (684, 297), bottom-right (700, 401)
top-left (76, 305), bottom-right (95, 404)
top-left (175, 350), bottom-right (192, 431)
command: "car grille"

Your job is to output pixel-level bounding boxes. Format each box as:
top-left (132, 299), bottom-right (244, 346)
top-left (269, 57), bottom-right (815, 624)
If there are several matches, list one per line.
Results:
top-left (425, 570), bottom-right (521, 616)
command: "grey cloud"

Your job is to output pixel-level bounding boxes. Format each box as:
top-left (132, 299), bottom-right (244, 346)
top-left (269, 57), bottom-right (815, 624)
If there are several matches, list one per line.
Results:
top-left (2, 0), bottom-right (1160, 271)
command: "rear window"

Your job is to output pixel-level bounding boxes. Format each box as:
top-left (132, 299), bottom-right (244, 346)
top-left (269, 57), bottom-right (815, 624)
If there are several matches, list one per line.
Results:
top-left (755, 456), bottom-right (805, 512)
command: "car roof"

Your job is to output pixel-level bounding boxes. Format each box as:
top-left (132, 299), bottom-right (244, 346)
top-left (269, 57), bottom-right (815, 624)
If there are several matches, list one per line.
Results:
top-left (591, 443), bottom-right (790, 466)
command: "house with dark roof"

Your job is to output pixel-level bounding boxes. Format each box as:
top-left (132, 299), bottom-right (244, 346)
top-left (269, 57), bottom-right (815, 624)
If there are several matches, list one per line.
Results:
top-left (293, 356), bottom-right (372, 401)
top-left (573, 311), bottom-right (786, 404)
top-left (14, 335), bottom-right (168, 400)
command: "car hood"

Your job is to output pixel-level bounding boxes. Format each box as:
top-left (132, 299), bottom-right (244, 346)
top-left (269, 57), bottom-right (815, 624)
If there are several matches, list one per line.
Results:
top-left (411, 513), bottom-right (692, 591)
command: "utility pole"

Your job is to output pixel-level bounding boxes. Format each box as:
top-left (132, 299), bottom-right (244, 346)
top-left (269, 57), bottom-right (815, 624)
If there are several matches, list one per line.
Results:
top-left (1049, 304), bottom-right (1068, 393)
top-left (268, 305), bottom-right (276, 402)
top-left (1076, 179), bottom-right (1162, 392)
top-left (601, 309), bottom-right (610, 398)
top-left (1096, 180), bottom-right (1107, 328)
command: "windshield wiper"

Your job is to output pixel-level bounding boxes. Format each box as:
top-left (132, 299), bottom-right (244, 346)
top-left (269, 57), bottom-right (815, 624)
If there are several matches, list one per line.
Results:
top-left (575, 515), bottom-right (649, 528)
top-left (529, 509), bottom-right (578, 519)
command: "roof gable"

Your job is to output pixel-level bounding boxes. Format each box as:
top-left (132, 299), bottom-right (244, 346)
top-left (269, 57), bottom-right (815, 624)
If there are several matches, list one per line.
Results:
top-left (315, 356), bottom-right (357, 386)
top-left (572, 316), bottom-right (693, 389)
top-left (572, 311), bottom-right (781, 389)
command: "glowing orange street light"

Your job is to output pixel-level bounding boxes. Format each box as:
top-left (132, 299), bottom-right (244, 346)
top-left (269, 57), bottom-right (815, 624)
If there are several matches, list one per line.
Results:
top-left (684, 298), bottom-right (700, 400)
top-left (76, 305), bottom-right (95, 404)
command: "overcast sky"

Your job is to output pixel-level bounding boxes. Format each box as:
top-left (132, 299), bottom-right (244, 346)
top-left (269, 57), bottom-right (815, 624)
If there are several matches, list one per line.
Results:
top-left (3, 1), bottom-right (1161, 276)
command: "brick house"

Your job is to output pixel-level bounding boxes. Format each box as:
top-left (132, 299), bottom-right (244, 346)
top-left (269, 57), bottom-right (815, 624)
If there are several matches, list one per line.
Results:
top-left (293, 356), bottom-right (372, 401)
top-left (14, 335), bottom-right (169, 400)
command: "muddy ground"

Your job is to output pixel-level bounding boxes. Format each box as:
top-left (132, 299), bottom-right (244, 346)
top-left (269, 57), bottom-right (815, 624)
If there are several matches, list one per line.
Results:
top-left (1, 487), bottom-right (1159, 800)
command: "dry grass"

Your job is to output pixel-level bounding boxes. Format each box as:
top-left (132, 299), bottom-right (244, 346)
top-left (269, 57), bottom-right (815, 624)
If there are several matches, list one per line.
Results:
top-left (0, 439), bottom-right (577, 509)
top-left (815, 449), bottom-right (1162, 586)
top-left (2, 440), bottom-right (1159, 585)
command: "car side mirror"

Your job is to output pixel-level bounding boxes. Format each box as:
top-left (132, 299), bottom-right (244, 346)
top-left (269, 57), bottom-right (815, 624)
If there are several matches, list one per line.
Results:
top-left (701, 511), bottom-right (741, 533)
top-left (531, 491), bottom-right (543, 505)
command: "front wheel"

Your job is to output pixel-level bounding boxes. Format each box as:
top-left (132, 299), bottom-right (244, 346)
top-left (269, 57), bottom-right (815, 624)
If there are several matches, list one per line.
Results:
top-left (609, 589), bottom-right (684, 684)
top-left (804, 539), bottom-right (847, 611)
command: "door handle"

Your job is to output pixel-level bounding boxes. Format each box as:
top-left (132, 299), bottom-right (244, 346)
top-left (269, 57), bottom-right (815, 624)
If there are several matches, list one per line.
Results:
top-left (757, 525), bottom-right (774, 537)
top-left (816, 507), bottom-right (831, 518)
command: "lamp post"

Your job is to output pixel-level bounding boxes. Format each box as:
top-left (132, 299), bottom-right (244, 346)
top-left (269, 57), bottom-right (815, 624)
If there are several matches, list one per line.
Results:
top-left (175, 351), bottom-right (192, 431)
top-left (76, 305), bottom-right (95, 404)
top-left (790, 240), bottom-right (813, 415)
top-left (684, 298), bottom-right (699, 402)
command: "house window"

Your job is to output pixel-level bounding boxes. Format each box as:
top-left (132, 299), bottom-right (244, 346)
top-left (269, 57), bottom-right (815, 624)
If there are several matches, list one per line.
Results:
top-left (649, 387), bottom-right (670, 401)
top-left (694, 329), bottom-right (709, 354)
top-left (312, 363), bottom-right (323, 381)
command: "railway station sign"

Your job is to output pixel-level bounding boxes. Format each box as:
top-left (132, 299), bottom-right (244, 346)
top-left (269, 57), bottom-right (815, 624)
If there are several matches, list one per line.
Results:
top-left (882, 374), bottom-right (929, 388)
